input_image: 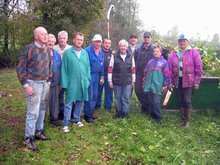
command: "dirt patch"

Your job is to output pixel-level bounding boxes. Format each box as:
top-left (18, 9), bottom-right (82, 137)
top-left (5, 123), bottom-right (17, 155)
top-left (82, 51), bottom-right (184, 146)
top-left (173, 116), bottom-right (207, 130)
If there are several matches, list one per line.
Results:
top-left (3, 114), bottom-right (22, 123)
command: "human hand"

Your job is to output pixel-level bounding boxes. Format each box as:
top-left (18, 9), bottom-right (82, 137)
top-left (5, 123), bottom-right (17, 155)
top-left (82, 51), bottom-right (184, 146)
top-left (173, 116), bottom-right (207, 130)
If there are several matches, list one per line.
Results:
top-left (162, 86), bottom-right (168, 94)
top-left (193, 84), bottom-right (199, 92)
top-left (109, 82), bottom-right (113, 88)
top-left (100, 78), bottom-right (104, 85)
top-left (168, 84), bottom-right (174, 91)
top-left (132, 82), bottom-right (135, 88)
top-left (24, 86), bottom-right (33, 96)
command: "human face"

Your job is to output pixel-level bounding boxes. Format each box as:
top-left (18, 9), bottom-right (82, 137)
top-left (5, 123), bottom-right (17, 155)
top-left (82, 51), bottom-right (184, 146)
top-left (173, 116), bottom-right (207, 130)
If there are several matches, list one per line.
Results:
top-left (47, 37), bottom-right (55, 48)
top-left (35, 27), bottom-right (48, 46)
top-left (102, 39), bottom-right (111, 51)
top-left (143, 36), bottom-right (152, 46)
top-left (153, 47), bottom-right (162, 58)
top-left (58, 34), bottom-right (67, 47)
top-left (119, 41), bottom-right (128, 55)
top-left (129, 37), bottom-right (138, 46)
top-left (178, 39), bottom-right (188, 50)
top-left (73, 35), bottom-right (84, 50)
top-left (93, 40), bottom-right (102, 50)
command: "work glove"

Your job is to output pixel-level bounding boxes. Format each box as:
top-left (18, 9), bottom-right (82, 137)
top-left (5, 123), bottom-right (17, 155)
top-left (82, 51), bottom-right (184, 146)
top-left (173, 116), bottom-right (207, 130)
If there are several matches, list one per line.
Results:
top-left (100, 77), bottom-right (104, 85)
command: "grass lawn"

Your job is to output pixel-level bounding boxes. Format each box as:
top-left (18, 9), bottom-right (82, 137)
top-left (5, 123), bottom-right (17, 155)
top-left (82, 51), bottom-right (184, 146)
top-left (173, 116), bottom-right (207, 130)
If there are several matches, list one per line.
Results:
top-left (0, 69), bottom-right (220, 164)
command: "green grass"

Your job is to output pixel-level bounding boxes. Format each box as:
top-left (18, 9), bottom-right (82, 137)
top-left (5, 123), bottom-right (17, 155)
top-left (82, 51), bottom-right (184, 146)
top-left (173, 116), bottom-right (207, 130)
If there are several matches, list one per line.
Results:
top-left (0, 69), bottom-right (220, 164)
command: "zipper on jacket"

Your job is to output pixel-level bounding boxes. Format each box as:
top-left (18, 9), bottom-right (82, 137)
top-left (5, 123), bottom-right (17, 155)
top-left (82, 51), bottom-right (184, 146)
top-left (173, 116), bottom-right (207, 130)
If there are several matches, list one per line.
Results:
top-left (149, 58), bottom-right (158, 92)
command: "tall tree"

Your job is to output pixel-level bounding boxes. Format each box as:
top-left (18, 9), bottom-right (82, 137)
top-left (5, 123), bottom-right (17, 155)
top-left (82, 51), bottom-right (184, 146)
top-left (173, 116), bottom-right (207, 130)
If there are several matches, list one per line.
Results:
top-left (0, 0), bottom-right (29, 67)
top-left (34, 0), bottom-right (105, 39)
top-left (93, 0), bottom-right (142, 49)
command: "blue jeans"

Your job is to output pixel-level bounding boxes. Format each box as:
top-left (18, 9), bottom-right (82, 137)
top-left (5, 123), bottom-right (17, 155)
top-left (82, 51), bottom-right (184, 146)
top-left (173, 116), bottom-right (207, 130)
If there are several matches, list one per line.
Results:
top-left (63, 101), bottom-right (83, 126)
top-left (146, 92), bottom-right (162, 121)
top-left (84, 73), bottom-right (99, 119)
top-left (114, 84), bottom-right (132, 115)
top-left (96, 74), bottom-right (113, 109)
top-left (25, 80), bottom-right (49, 138)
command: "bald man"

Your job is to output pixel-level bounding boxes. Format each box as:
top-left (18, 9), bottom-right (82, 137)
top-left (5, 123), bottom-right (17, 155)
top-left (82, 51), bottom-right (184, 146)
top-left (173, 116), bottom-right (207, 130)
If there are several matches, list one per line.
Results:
top-left (16, 26), bottom-right (52, 151)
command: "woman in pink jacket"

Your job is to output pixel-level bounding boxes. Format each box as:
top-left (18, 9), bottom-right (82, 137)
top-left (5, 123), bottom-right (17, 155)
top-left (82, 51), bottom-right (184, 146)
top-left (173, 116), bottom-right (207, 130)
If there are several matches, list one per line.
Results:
top-left (168, 34), bottom-right (202, 127)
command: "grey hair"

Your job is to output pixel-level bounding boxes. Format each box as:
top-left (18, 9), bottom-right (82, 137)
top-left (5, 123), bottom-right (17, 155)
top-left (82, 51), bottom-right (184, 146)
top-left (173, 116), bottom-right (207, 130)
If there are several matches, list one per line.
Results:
top-left (57, 30), bottom-right (68, 40)
top-left (48, 33), bottom-right (56, 43)
top-left (118, 39), bottom-right (128, 47)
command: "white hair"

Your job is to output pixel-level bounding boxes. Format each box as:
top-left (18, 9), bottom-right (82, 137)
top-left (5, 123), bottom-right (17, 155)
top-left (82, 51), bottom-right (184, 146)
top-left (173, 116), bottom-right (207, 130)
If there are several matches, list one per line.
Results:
top-left (118, 39), bottom-right (128, 47)
top-left (57, 30), bottom-right (68, 40)
top-left (48, 33), bottom-right (56, 43)
top-left (34, 26), bottom-right (47, 38)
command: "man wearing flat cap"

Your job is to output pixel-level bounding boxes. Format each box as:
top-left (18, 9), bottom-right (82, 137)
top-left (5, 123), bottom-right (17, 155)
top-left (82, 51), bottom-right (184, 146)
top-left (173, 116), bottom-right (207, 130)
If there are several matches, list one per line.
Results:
top-left (134, 31), bottom-right (154, 114)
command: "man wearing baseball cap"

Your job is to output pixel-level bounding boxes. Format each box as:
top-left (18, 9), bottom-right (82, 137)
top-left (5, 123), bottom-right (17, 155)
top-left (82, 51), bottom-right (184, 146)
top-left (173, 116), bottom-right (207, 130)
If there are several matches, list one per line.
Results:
top-left (134, 31), bottom-right (154, 115)
top-left (168, 34), bottom-right (202, 127)
top-left (84, 34), bottom-right (104, 123)
top-left (128, 34), bottom-right (139, 56)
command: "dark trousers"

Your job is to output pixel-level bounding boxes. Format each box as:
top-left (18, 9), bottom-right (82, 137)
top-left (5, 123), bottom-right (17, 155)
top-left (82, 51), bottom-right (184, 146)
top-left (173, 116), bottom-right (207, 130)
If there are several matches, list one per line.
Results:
top-left (58, 89), bottom-right (64, 120)
top-left (146, 92), bottom-right (162, 121)
top-left (48, 85), bottom-right (60, 124)
top-left (176, 78), bottom-right (193, 110)
top-left (135, 75), bottom-right (149, 113)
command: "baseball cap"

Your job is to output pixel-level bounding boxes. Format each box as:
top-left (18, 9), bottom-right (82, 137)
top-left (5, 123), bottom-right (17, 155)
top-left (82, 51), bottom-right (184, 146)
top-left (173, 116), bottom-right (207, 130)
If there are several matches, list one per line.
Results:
top-left (178, 34), bottom-right (188, 41)
top-left (143, 31), bottom-right (152, 37)
top-left (130, 34), bottom-right (138, 39)
top-left (92, 34), bottom-right (102, 41)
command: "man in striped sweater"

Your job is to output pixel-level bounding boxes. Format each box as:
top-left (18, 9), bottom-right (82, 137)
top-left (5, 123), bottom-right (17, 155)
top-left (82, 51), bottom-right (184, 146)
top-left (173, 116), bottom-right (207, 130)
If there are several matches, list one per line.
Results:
top-left (16, 26), bottom-right (53, 151)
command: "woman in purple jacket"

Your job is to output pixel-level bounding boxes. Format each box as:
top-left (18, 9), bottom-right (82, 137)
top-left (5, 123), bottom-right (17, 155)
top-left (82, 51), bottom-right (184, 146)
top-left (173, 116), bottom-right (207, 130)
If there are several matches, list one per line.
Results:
top-left (168, 34), bottom-right (202, 127)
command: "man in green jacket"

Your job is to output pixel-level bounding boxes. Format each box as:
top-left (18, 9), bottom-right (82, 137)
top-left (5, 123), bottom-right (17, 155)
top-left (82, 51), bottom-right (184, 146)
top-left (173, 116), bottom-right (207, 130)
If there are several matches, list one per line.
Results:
top-left (61, 32), bottom-right (91, 133)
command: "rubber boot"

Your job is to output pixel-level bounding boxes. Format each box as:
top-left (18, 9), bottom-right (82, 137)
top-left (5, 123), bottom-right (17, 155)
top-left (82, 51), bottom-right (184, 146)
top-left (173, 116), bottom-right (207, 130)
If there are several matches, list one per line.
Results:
top-left (179, 107), bottom-right (185, 126)
top-left (183, 109), bottom-right (192, 128)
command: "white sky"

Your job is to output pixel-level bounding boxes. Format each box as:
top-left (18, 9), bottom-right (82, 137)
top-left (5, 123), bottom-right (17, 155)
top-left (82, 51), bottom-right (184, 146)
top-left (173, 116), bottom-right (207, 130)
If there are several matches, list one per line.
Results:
top-left (138, 0), bottom-right (219, 41)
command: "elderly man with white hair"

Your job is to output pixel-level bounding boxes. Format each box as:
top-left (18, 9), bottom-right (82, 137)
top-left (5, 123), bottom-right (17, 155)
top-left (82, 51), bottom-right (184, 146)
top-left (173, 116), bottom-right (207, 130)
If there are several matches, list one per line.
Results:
top-left (108, 39), bottom-right (136, 119)
top-left (54, 30), bottom-right (72, 58)
top-left (47, 34), bottom-right (62, 126)
top-left (54, 30), bottom-right (72, 120)
top-left (16, 26), bottom-right (52, 151)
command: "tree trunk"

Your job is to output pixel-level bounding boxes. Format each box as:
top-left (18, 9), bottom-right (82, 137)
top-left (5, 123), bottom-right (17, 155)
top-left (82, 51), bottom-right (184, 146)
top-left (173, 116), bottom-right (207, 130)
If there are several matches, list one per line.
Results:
top-left (3, 29), bottom-right (9, 57)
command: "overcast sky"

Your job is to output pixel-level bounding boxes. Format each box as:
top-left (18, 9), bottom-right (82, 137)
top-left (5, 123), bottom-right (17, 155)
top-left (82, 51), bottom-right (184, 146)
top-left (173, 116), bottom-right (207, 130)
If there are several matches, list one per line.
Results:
top-left (138, 0), bottom-right (219, 40)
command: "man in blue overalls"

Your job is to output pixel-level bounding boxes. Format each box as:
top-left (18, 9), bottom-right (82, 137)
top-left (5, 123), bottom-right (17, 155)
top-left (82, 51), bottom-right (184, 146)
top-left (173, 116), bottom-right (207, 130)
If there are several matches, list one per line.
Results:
top-left (84, 34), bottom-right (104, 123)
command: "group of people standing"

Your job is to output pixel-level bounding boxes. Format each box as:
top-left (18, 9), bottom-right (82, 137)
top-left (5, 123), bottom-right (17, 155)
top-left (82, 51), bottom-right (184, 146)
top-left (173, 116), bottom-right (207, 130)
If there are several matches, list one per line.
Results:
top-left (16, 26), bottom-right (202, 151)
